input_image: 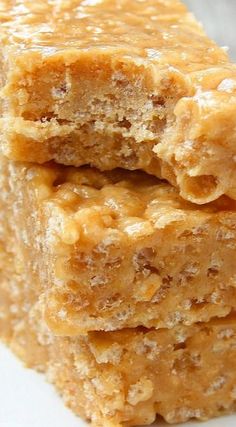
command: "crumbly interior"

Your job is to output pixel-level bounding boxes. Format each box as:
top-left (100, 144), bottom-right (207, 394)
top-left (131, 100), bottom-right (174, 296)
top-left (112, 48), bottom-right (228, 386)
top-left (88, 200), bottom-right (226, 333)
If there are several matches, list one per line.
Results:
top-left (1, 230), bottom-right (236, 427)
top-left (3, 156), bottom-right (236, 334)
top-left (1, 0), bottom-right (236, 203)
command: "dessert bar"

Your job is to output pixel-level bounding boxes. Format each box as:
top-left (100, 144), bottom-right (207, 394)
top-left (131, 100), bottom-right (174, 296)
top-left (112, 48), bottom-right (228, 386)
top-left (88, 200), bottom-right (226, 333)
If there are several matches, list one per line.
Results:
top-left (1, 0), bottom-right (236, 202)
top-left (1, 234), bottom-right (236, 426)
top-left (4, 157), bottom-right (236, 334)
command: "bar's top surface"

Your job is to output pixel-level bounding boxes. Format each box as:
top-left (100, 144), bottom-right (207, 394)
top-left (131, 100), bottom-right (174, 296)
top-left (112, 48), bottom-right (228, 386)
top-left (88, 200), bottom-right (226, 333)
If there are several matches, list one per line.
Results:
top-left (0, 0), bottom-right (228, 72)
top-left (9, 159), bottom-right (236, 249)
top-left (17, 163), bottom-right (236, 221)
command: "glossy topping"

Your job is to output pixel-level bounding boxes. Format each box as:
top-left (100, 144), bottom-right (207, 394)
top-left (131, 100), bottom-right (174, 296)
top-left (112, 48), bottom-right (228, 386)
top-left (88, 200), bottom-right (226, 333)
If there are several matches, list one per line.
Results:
top-left (0, 0), bottom-right (228, 72)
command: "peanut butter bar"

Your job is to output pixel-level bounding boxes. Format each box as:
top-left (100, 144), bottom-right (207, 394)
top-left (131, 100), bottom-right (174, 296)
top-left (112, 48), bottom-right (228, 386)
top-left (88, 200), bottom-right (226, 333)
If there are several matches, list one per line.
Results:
top-left (1, 233), bottom-right (236, 426)
top-left (1, 0), bottom-right (236, 203)
top-left (4, 156), bottom-right (236, 334)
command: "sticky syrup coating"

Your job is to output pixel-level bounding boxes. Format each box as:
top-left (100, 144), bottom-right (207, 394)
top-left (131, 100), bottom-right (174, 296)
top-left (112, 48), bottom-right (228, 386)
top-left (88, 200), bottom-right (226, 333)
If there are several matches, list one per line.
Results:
top-left (4, 156), bottom-right (236, 334)
top-left (1, 0), bottom-right (236, 203)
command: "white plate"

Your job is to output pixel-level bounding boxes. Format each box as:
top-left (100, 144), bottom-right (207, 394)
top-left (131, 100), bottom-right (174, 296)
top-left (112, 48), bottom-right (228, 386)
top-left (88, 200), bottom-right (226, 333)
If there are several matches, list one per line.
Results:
top-left (0, 343), bottom-right (235, 427)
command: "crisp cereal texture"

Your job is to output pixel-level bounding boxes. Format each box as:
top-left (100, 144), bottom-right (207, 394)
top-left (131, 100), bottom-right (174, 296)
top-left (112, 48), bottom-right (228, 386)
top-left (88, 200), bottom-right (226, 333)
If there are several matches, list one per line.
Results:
top-left (1, 230), bottom-right (236, 427)
top-left (1, 0), bottom-right (236, 203)
top-left (3, 156), bottom-right (236, 334)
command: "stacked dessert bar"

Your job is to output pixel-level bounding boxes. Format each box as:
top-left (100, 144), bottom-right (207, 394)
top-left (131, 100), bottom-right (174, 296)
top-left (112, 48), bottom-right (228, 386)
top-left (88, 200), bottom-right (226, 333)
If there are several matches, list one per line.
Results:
top-left (1, 0), bottom-right (236, 426)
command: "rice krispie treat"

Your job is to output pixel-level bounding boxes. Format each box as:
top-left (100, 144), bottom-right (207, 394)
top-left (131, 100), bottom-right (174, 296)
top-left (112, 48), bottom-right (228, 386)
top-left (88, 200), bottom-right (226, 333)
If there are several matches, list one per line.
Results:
top-left (1, 0), bottom-right (236, 202)
top-left (1, 233), bottom-right (236, 426)
top-left (4, 156), bottom-right (236, 334)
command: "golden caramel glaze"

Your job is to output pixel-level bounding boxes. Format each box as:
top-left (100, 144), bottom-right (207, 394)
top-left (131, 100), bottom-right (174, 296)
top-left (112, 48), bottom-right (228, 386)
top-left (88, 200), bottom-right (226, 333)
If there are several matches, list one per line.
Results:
top-left (4, 156), bottom-right (236, 334)
top-left (1, 232), bottom-right (236, 426)
top-left (0, 0), bottom-right (226, 70)
top-left (1, 1), bottom-right (236, 203)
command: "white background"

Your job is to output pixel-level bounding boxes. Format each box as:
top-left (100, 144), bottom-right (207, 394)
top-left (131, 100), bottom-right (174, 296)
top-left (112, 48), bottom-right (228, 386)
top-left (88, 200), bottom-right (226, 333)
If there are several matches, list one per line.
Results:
top-left (184, 0), bottom-right (236, 60)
